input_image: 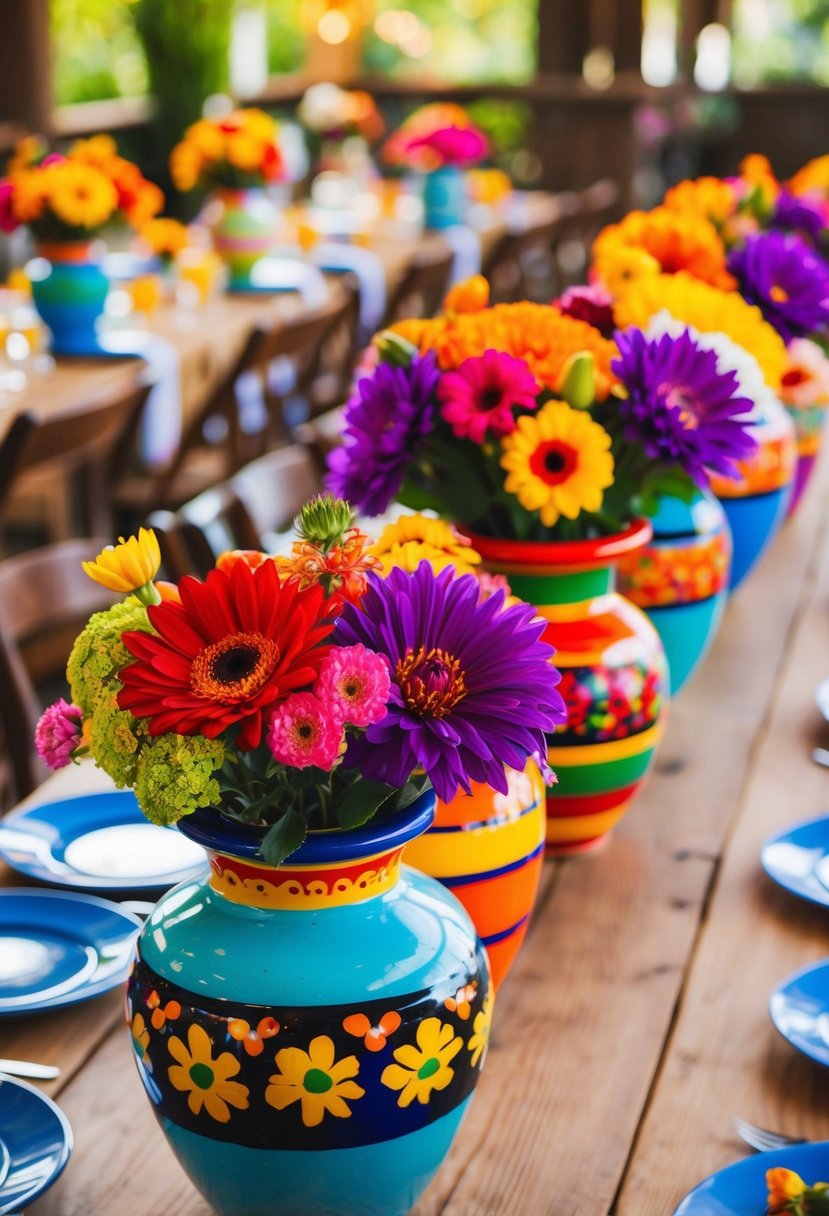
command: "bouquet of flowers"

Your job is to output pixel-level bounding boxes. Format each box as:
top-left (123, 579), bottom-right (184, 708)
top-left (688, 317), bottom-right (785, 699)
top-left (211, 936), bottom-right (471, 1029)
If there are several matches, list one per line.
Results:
top-left (36, 498), bottom-right (564, 864)
top-left (0, 133), bottom-right (163, 240)
top-left (136, 216), bottom-right (192, 266)
top-left (170, 108), bottom-right (285, 193)
top-left (383, 103), bottom-right (489, 172)
top-left (766, 1167), bottom-right (829, 1214)
top-left (326, 276), bottom-right (757, 541)
top-left (297, 83), bottom-right (384, 144)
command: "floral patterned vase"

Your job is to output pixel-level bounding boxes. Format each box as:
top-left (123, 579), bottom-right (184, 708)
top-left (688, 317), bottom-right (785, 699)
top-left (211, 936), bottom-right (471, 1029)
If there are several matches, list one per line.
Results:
top-left (29, 241), bottom-right (109, 355)
top-left (616, 491), bottom-right (731, 695)
top-left (403, 762), bottom-right (546, 990)
top-left (709, 400), bottom-right (796, 590)
top-left (468, 523), bottom-right (669, 856)
top-left (126, 793), bottom-right (491, 1216)
top-left (211, 188), bottom-right (279, 290)
top-left (422, 166), bottom-right (466, 229)
top-left (785, 404), bottom-right (826, 518)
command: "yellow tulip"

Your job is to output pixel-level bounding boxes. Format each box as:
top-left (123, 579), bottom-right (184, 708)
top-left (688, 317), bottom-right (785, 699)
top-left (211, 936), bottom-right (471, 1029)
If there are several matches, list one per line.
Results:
top-left (82, 529), bottom-right (162, 603)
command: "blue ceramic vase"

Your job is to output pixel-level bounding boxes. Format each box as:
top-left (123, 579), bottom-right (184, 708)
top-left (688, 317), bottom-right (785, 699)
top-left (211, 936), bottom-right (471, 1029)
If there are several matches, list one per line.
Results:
top-left (126, 793), bottom-right (491, 1216)
top-left (616, 491), bottom-right (731, 695)
top-left (29, 242), bottom-right (109, 355)
top-left (422, 166), bottom-right (466, 229)
top-left (709, 400), bottom-right (796, 591)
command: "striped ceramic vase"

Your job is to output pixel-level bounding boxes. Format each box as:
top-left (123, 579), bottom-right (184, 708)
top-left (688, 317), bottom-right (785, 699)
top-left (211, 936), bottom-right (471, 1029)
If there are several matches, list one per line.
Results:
top-left (709, 400), bottom-right (796, 590)
top-left (616, 491), bottom-right (731, 695)
top-left (211, 188), bottom-right (278, 291)
top-left (29, 241), bottom-right (109, 355)
top-left (469, 523), bottom-right (669, 856)
top-left (126, 794), bottom-right (490, 1216)
top-left (404, 762), bottom-right (546, 989)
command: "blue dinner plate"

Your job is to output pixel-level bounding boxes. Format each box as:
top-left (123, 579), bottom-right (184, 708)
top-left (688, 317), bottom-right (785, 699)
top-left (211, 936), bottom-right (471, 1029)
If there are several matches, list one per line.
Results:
top-left (0, 1075), bottom-right (72, 1213)
top-left (0, 789), bottom-right (208, 893)
top-left (0, 889), bottom-right (141, 1017)
top-left (673, 1142), bottom-right (829, 1214)
top-left (761, 814), bottom-right (829, 910)
top-left (769, 957), bottom-right (829, 1068)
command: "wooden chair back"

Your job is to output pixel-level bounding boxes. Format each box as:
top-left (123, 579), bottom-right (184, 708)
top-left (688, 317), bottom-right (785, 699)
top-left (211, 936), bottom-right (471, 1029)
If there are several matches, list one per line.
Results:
top-left (148, 445), bottom-right (322, 580)
top-left (382, 246), bottom-right (455, 326)
top-left (0, 538), bottom-right (117, 804)
top-left (122, 285), bottom-right (357, 516)
top-left (483, 202), bottom-right (573, 304)
top-left (0, 380), bottom-right (152, 535)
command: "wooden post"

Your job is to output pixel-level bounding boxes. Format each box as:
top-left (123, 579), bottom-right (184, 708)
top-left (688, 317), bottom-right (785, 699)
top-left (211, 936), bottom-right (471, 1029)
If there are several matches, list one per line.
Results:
top-left (0, 0), bottom-right (53, 136)
top-left (537, 0), bottom-right (591, 75)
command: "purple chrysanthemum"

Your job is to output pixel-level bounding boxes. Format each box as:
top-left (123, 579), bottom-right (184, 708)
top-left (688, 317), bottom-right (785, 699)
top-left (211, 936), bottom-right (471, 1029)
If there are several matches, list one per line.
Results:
top-left (728, 232), bottom-right (829, 342)
top-left (772, 190), bottom-right (827, 245)
top-left (612, 327), bottom-right (755, 486)
top-left (326, 352), bottom-right (440, 516)
top-left (335, 563), bottom-right (566, 802)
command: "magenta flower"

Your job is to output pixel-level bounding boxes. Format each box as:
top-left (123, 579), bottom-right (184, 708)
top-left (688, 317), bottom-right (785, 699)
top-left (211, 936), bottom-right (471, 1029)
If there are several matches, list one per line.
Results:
top-left (35, 699), bottom-right (83, 770)
top-left (313, 645), bottom-right (390, 728)
top-left (408, 125), bottom-right (489, 167)
top-left (438, 349), bottom-right (539, 443)
top-left (267, 693), bottom-right (344, 771)
top-left (555, 284), bottom-right (615, 338)
top-left (0, 181), bottom-right (18, 235)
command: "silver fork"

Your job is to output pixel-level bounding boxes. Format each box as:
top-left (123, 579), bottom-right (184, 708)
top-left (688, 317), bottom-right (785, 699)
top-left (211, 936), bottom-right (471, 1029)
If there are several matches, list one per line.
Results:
top-left (733, 1116), bottom-right (810, 1152)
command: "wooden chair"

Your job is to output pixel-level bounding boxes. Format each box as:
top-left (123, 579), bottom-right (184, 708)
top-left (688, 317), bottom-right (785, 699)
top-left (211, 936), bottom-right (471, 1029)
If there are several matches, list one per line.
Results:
top-left (113, 283), bottom-right (358, 524)
top-left (294, 406), bottom-right (346, 477)
top-left (483, 198), bottom-right (577, 304)
top-left (0, 379), bottom-right (152, 542)
top-left (381, 246), bottom-right (455, 327)
top-left (0, 538), bottom-right (117, 806)
top-left (552, 179), bottom-right (620, 290)
top-left (148, 445), bottom-right (322, 580)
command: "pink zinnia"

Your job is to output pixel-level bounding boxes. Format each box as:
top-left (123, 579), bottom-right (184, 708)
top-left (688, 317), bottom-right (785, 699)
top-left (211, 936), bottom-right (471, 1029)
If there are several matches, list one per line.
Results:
top-left (438, 350), bottom-right (539, 444)
top-left (35, 699), bottom-right (83, 770)
top-left (313, 644), bottom-right (390, 729)
top-left (267, 692), bottom-right (344, 771)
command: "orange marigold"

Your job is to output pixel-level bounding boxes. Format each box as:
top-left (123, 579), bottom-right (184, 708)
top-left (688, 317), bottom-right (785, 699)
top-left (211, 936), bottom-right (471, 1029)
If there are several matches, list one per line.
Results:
top-left (789, 153), bottom-right (829, 199)
top-left (391, 303), bottom-right (618, 400)
top-left (593, 206), bottom-right (735, 290)
top-left (663, 176), bottom-right (737, 226)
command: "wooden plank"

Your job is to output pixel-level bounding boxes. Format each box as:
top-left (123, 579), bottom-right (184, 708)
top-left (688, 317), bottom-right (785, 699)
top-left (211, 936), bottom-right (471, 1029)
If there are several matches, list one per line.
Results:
top-left (411, 463), bottom-right (829, 1216)
top-left (616, 502), bottom-right (829, 1211)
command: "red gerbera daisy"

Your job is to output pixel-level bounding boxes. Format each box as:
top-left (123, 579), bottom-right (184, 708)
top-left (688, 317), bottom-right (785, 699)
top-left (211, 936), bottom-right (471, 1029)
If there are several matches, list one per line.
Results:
top-left (117, 560), bottom-right (333, 750)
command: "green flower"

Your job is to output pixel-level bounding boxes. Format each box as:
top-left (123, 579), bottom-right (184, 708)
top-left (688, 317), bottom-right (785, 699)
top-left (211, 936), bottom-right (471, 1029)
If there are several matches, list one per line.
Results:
top-left (134, 734), bottom-right (225, 826)
top-left (67, 598), bottom-right (154, 717)
top-left (88, 694), bottom-right (150, 788)
top-left (295, 493), bottom-right (355, 552)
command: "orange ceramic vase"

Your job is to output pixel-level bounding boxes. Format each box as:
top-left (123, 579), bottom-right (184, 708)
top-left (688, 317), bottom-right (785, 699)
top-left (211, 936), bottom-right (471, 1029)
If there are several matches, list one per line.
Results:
top-left (404, 763), bottom-right (546, 989)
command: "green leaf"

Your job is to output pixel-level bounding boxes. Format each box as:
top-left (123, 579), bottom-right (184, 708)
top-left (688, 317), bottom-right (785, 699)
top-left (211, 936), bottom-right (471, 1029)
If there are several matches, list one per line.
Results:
top-left (259, 810), bottom-right (308, 866)
top-left (393, 776), bottom-right (432, 811)
top-left (335, 778), bottom-right (397, 830)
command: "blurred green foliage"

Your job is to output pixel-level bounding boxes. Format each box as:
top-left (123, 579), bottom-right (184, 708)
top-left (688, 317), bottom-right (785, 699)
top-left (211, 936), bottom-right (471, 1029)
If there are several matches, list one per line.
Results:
top-left (732, 0), bottom-right (829, 85)
top-left (51, 0), bottom-right (147, 104)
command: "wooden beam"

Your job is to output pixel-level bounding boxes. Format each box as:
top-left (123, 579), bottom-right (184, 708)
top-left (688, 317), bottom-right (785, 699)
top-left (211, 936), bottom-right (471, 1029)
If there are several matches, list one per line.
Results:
top-left (0, 0), bottom-right (53, 136)
top-left (537, 0), bottom-right (591, 76)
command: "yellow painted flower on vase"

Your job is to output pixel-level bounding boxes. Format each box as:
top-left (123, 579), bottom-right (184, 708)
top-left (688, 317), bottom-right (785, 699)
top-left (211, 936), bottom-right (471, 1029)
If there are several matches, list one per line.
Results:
top-left (381, 1016), bottom-right (463, 1108)
top-left (167, 1024), bottom-right (249, 1123)
top-left (500, 399), bottom-right (614, 528)
top-left (131, 1011), bottom-right (152, 1072)
top-left (82, 529), bottom-right (162, 603)
top-left (467, 988), bottom-right (493, 1067)
top-left (369, 516), bottom-right (482, 577)
top-left (265, 1035), bottom-right (364, 1127)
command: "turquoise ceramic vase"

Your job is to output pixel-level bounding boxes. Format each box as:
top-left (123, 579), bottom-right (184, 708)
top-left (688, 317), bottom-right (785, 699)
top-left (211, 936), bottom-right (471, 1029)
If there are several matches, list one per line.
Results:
top-left (422, 166), bottom-right (466, 229)
top-left (709, 400), bottom-right (796, 591)
top-left (125, 793), bottom-right (491, 1216)
top-left (211, 187), bottom-right (279, 290)
top-left (29, 241), bottom-right (109, 355)
top-left (616, 491), bottom-right (731, 695)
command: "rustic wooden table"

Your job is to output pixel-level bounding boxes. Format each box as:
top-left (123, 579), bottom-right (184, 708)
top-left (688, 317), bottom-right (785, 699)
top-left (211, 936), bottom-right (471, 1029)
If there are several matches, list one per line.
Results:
top-left (5, 453), bottom-right (829, 1215)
